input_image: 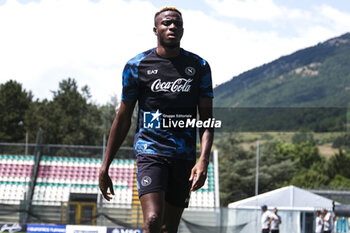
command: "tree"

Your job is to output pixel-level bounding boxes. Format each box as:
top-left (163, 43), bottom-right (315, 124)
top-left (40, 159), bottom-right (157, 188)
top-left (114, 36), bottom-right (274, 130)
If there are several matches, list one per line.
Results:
top-left (216, 135), bottom-right (296, 206)
top-left (332, 134), bottom-right (350, 150)
top-left (37, 78), bottom-right (103, 145)
top-left (289, 169), bottom-right (330, 189)
top-left (326, 149), bottom-right (350, 179)
top-left (0, 80), bottom-right (32, 142)
top-left (294, 141), bottom-right (321, 169)
top-left (329, 174), bottom-right (350, 189)
top-left (217, 134), bottom-right (256, 206)
top-left (100, 95), bottom-right (119, 137)
top-left (258, 141), bottom-right (296, 192)
top-left (292, 132), bottom-right (314, 144)
top-left (99, 94), bottom-right (137, 147)
top-left (24, 99), bottom-right (50, 143)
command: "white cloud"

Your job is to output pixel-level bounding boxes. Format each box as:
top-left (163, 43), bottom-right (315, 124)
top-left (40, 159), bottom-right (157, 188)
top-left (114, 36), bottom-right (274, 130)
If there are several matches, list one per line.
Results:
top-left (204, 0), bottom-right (350, 35)
top-left (0, 0), bottom-right (157, 104)
top-left (197, 0), bottom-right (350, 84)
top-left (181, 5), bottom-right (348, 89)
top-left (205, 0), bottom-right (283, 20)
top-left (318, 4), bottom-right (350, 31)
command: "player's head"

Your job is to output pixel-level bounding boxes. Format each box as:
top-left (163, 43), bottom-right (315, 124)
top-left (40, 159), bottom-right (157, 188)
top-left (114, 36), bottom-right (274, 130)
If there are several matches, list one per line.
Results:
top-left (274, 207), bottom-right (278, 214)
top-left (154, 7), bottom-right (182, 26)
top-left (153, 6), bottom-right (183, 48)
top-left (316, 210), bottom-right (321, 216)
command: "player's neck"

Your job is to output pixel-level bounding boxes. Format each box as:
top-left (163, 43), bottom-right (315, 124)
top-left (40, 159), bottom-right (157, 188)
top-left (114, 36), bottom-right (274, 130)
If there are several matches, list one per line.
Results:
top-left (156, 46), bottom-right (180, 58)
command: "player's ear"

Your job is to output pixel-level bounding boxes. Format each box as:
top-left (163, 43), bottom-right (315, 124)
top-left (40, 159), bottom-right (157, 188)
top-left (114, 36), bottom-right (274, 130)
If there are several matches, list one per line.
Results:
top-left (153, 26), bottom-right (158, 35)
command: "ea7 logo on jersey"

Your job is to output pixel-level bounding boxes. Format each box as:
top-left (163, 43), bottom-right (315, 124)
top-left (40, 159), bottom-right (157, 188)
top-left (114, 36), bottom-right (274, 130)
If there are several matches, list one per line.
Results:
top-left (185, 67), bottom-right (196, 76)
top-left (147, 69), bottom-right (158, 75)
top-left (143, 110), bottom-right (161, 129)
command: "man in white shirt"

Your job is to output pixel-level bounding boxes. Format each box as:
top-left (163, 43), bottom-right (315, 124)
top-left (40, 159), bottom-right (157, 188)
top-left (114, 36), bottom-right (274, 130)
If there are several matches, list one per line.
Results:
top-left (270, 207), bottom-right (282, 233)
top-left (261, 205), bottom-right (274, 233)
top-left (322, 208), bottom-right (333, 233)
top-left (315, 210), bottom-right (324, 233)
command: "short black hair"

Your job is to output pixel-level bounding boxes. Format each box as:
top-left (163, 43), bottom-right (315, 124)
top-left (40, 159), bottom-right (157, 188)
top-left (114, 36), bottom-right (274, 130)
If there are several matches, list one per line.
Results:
top-left (154, 6), bottom-right (182, 26)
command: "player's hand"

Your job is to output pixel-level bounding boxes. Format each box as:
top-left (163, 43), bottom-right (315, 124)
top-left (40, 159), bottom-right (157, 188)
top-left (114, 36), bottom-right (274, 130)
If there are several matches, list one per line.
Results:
top-left (98, 167), bottom-right (115, 201)
top-left (189, 159), bottom-right (209, 191)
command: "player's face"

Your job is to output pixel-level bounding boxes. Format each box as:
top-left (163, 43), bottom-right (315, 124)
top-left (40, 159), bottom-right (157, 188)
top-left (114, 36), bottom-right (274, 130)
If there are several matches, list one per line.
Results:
top-left (154, 11), bottom-right (183, 48)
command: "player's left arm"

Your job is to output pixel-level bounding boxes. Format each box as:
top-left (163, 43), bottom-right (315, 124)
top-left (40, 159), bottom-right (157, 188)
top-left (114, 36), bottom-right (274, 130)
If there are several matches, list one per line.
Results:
top-left (189, 97), bottom-right (214, 191)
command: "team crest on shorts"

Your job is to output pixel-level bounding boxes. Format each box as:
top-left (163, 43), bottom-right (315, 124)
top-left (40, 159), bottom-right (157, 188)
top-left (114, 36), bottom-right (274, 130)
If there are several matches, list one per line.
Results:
top-left (141, 176), bottom-right (152, 186)
top-left (185, 67), bottom-right (196, 76)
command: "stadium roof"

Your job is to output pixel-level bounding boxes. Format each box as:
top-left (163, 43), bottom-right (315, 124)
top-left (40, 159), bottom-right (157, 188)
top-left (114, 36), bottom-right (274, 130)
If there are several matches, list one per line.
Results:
top-left (228, 185), bottom-right (338, 211)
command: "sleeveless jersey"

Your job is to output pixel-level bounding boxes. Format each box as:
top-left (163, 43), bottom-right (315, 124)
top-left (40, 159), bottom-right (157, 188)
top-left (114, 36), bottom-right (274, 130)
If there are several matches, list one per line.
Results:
top-left (122, 48), bottom-right (213, 160)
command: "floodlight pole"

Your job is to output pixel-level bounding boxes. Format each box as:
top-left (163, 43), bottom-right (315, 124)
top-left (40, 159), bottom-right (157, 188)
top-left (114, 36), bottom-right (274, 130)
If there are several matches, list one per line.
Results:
top-left (255, 140), bottom-right (260, 196)
top-left (25, 132), bottom-right (28, 156)
top-left (22, 128), bottom-right (42, 224)
top-left (213, 150), bottom-right (220, 207)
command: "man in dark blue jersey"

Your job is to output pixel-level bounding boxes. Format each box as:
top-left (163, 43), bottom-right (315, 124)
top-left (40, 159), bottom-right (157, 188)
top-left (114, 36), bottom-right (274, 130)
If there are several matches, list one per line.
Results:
top-left (99, 6), bottom-right (214, 233)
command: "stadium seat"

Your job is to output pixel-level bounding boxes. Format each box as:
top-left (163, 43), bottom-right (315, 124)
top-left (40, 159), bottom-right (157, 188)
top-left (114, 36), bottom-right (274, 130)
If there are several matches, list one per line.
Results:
top-left (0, 154), bottom-right (216, 208)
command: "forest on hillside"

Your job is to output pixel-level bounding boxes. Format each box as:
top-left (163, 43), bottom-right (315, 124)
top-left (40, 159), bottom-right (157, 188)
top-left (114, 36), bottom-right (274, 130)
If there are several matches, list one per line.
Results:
top-left (214, 33), bottom-right (350, 108)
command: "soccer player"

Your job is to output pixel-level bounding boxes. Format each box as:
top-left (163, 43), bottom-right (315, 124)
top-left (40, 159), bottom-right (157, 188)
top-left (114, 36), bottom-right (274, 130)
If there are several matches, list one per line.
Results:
top-left (98, 6), bottom-right (214, 233)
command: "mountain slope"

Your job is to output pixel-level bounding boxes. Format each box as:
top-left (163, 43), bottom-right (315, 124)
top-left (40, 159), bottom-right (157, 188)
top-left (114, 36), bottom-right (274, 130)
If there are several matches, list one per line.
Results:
top-left (214, 33), bottom-right (350, 107)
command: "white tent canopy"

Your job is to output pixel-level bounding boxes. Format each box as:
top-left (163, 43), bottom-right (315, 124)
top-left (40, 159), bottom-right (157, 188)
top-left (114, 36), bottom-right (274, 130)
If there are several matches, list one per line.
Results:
top-left (228, 185), bottom-right (336, 211)
top-left (227, 186), bottom-right (337, 233)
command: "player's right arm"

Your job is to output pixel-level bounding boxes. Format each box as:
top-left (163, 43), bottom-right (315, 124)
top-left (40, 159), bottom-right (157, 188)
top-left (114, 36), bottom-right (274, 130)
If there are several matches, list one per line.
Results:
top-left (99, 100), bottom-right (136, 201)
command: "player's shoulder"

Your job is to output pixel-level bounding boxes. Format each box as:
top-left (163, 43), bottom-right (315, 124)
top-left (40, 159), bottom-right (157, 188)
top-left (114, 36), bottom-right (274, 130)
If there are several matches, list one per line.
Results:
top-left (126, 48), bottom-right (155, 66)
top-left (181, 48), bottom-right (209, 67)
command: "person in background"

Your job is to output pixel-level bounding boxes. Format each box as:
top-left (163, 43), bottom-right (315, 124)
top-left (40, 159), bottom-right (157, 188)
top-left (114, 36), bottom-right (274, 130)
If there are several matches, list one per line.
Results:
top-left (270, 207), bottom-right (282, 233)
top-left (315, 210), bottom-right (324, 233)
top-left (335, 216), bottom-right (348, 233)
top-left (261, 205), bottom-right (274, 233)
top-left (322, 208), bottom-right (333, 233)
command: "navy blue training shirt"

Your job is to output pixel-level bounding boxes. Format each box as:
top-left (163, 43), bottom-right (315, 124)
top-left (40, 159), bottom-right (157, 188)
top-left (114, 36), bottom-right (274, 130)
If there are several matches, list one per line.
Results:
top-left (122, 48), bottom-right (213, 160)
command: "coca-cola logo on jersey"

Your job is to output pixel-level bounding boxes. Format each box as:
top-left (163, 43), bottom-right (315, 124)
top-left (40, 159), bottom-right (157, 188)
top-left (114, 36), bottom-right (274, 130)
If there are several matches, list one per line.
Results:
top-left (151, 78), bottom-right (193, 93)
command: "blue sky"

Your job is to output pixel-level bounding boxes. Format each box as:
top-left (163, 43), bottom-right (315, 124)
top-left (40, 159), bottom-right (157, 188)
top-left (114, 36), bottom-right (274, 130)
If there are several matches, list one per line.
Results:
top-left (0, 0), bottom-right (349, 104)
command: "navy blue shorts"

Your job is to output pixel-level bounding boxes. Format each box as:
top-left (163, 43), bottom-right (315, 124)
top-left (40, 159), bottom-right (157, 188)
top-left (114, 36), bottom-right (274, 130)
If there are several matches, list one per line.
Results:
top-left (136, 154), bottom-right (195, 208)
